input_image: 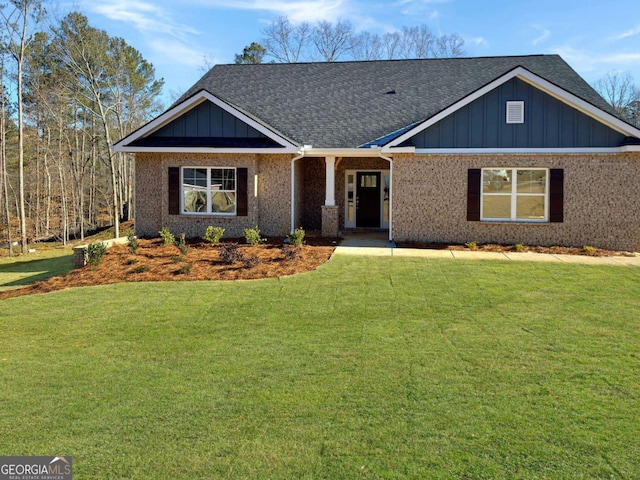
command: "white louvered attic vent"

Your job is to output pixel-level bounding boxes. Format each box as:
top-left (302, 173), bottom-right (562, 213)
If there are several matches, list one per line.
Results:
top-left (506, 101), bottom-right (525, 124)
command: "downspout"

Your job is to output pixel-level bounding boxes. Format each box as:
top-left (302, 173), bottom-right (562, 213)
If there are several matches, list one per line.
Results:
top-left (290, 149), bottom-right (305, 234)
top-left (379, 152), bottom-right (395, 247)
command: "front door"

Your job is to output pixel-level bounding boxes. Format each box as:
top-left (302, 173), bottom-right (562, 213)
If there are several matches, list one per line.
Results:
top-left (356, 172), bottom-right (381, 228)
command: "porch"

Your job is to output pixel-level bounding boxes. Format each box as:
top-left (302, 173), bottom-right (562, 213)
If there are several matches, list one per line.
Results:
top-left (291, 155), bottom-right (392, 241)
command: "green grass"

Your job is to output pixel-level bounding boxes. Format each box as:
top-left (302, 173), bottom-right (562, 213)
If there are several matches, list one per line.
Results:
top-left (1, 256), bottom-right (639, 479)
top-left (0, 248), bottom-right (74, 291)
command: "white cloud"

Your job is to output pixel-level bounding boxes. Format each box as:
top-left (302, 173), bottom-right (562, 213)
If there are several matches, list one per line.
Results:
top-left (612, 24), bottom-right (640, 40)
top-left (472, 37), bottom-right (488, 47)
top-left (147, 38), bottom-right (213, 69)
top-left (552, 45), bottom-right (640, 76)
top-left (194, 0), bottom-right (348, 23)
top-left (84, 0), bottom-right (200, 39)
top-left (531, 28), bottom-right (550, 46)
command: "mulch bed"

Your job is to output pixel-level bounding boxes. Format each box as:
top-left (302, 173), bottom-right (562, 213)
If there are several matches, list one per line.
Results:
top-left (0, 238), bottom-right (335, 300)
top-left (2, 236), bottom-right (636, 300)
top-left (395, 241), bottom-right (637, 257)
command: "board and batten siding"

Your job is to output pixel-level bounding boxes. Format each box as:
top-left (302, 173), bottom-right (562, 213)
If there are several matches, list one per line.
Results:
top-left (402, 78), bottom-right (627, 149)
top-left (151, 100), bottom-right (269, 140)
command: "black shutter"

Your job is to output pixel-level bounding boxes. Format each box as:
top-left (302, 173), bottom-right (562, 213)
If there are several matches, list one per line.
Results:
top-left (236, 168), bottom-right (248, 217)
top-left (549, 168), bottom-right (564, 223)
top-left (168, 167), bottom-right (180, 215)
top-left (467, 169), bottom-right (481, 221)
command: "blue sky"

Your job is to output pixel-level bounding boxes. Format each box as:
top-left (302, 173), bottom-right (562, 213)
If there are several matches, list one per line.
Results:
top-left (70, 0), bottom-right (640, 104)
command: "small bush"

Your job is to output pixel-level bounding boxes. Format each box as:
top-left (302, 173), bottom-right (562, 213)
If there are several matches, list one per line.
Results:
top-left (203, 226), bottom-right (225, 246)
top-left (125, 258), bottom-right (138, 265)
top-left (283, 244), bottom-right (300, 260)
top-left (244, 226), bottom-right (263, 246)
top-left (127, 233), bottom-right (139, 254)
top-left (159, 227), bottom-right (175, 246)
top-left (220, 244), bottom-right (245, 264)
top-left (131, 265), bottom-right (149, 274)
top-left (515, 243), bottom-right (525, 252)
top-left (85, 242), bottom-right (107, 267)
top-left (177, 263), bottom-right (192, 275)
top-left (170, 256), bottom-right (185, 263)
top-left (176, 233), bottom-right (188, 255)
top-left (287, 227), bottom-right (305, 248)
top-left (465, 241), bottom-right (478, 251)
top-left (583, 245), bottom-right (596, 256)
top-left (243, 255), bottom-right (262, 269)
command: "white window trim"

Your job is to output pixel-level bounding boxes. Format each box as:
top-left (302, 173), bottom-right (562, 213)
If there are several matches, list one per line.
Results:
top-left (481, 168), bottom-right (549, 223)
top-left (181, 166), bottom-right (237, 216)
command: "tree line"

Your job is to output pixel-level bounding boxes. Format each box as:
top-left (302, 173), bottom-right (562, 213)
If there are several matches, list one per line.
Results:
top-left (1, 1), bottom-right (163, 255)
top-left (235, 15), bottom-right (466, 64)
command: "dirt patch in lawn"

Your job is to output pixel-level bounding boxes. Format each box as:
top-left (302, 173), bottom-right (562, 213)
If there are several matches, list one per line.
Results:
top-left (0, 238), bottom-right (336, 300)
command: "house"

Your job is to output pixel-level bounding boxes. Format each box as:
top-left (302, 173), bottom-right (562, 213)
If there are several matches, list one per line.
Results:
top-left (113, 55), bottom-right (640, 251)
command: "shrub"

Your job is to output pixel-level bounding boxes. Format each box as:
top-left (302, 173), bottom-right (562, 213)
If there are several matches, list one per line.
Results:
top-left (127, 233), bottom-right (139, 254)
top-left (203, 226), bottom-right (225, 246)
top-left (583, 245), bottom-right (596, 256)
top-left (220, 244), bottom-right (245, 264)
top-left (125, 258), bottom-right (138, 266)
top-left (287, 227), bottom-right (305, 248)
top-left (244, 226), bottom-right (262, 246)
top-left (85, 242), bottom-right (107, 267)
top-left (176, 233), bottom-right (188, 255)
top-left (159, 227), bottom-right (175, 246)
top-left (465, 241), bottom-right (478, 251)
top-left (243, 255), bottom-right (262, 269)
top-left (283, 244), bottom-right (300, 260)
top-left (515, 243), bottom-right (525, 252)
top-left (131, 265), bottom-right (149, 274)
top-left (177, 263), bottom-right (192, 275)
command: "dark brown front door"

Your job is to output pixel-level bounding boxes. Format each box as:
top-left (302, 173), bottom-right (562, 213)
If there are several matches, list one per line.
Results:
top-left (356, 172), bottom-right (381, 228)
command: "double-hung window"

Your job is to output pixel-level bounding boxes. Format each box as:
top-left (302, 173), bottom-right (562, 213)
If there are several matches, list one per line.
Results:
top-left (182, 167), bottom-right (236, 215)
top-left (481, 168), bottom-right (548, 222)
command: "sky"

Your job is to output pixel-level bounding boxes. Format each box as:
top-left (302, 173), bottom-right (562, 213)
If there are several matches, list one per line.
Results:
top-left (67, 0), bottom-right (640, 105)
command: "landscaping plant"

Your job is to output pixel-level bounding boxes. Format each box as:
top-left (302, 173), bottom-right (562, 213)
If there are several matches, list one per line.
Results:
top-left (203, 226), bottom-right (225, 246)
top-left (244, 226), bottom-right (262, 246)
top-left (159, 227), bottom-right (175, 246)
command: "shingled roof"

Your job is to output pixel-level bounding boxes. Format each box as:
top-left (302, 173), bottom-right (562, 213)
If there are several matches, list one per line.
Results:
top-left (175, 54), bottom-right (618, 149)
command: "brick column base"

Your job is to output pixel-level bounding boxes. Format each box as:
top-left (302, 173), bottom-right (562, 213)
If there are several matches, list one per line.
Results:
top-left (321, 205), bottom-right (339, 238)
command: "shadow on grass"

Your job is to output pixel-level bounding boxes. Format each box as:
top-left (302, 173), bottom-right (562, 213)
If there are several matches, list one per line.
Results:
top-left (0, 254), bottom-right (74, 290)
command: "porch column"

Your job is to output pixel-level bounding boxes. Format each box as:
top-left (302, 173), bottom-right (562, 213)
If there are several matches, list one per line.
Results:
top-left (324, 156), bottom-right (336, 206)
top-left (322, 156), bottom-right (339, 237)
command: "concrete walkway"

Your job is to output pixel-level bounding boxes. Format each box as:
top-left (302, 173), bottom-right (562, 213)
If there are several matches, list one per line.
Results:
top-left (333, 245), bottom-right (640, 266)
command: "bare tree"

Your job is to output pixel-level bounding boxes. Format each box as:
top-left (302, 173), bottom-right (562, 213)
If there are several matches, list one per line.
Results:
top-left (0, 51), bottom-right (13, 255)
top-left (350, 31), bottom-right (384, 61)
top-left (262, 15), bottom-right (310, 63)
top-left (433, 33), bottom-right (465, 58)
top-left (312, 19), bottom-right (353, 62)
top-left (2, 0), bottom-right (44, 253)
top-left (593, 71), bottom-right (640, 126)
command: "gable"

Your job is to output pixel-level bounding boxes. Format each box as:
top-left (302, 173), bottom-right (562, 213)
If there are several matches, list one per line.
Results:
top-left (130, 100), bottom-right (281, 148)
top-left (113, 91), bottom-right (299, 153)
top-left (400, 77), bottom-right (627, 149)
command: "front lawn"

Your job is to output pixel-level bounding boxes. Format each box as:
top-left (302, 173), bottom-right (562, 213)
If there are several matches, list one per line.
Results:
top-left (1, 255), bottom-right (639, 479)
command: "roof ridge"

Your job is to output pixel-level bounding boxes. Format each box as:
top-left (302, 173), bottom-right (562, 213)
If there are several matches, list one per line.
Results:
top-left (212, 53), bottom-right (558, 68)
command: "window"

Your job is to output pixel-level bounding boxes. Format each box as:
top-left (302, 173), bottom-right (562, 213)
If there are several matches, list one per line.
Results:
top-left (481, 168), bottom-right (548, 221)
top-left (182, 167), bottom-right (236, 215)
top-left (506, 101), bottom-right (524, 124)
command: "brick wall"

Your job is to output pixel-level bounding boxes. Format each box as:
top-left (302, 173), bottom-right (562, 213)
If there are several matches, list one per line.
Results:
top-left (392, 152), bottom-right (640, 251)
top-left (134, 152), bottom-right (291, 239)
